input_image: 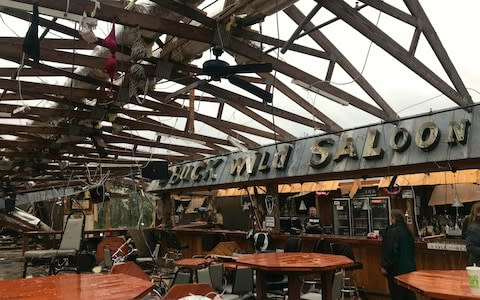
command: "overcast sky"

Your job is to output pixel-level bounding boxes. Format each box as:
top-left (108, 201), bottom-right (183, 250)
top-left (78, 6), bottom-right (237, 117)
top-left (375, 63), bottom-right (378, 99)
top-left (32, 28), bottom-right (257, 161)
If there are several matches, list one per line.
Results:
top-left (261, 0), bottom-right (480, 132)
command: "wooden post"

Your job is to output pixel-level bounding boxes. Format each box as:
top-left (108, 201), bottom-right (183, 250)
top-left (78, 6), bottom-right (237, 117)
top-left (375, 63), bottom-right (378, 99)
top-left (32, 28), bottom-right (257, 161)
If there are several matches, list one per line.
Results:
top-left (160, 192), bottom-right (174, 227)
top-left (266, 183), bottom-right (280, 234)
top-left (105, 200), bottom-right (111, 229)
top-left (187, 87), bottom-right (195, 134)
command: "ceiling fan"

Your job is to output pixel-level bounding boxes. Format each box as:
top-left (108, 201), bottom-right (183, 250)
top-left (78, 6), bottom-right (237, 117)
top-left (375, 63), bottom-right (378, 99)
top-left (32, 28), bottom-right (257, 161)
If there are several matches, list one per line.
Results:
top-left (200, 46), bottom-right (274, 103)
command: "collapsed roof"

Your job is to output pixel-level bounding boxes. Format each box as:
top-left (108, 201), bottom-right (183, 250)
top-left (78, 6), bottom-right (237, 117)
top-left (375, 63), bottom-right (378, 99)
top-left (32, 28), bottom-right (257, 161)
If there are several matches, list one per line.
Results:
top-left (0, 0), bottom-right (474, 196)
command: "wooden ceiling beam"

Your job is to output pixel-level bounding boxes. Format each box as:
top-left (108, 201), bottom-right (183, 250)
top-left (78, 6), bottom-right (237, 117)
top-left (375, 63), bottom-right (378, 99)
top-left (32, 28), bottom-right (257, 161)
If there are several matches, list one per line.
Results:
top-left (359, 0), bottom-right (417, 26)
top-left (137, 95), bottom-right (282, 142)
top-left (0, 105), bottom-right (215, 158)
top-left (236, 0), bottom-right (299, 26)
top-left (217, 127), bottom-right (259, 149)
top-left (0, 37), bottom-right (94, 50)
top-left (0, 78), bottom-right (110, 103)
top-left (117, 111), bottom-right (227, 153)
top-left (112, 117), bottom-right (230, 147)
top-left (226, 37), bottom-right (389, 120)
top-left (226, 101), bottom-right (295, 142)
top-left (2, 7), bottom-right (103, 48)
top-left (232, 28), bottom-right (329, 59)
top-left (259, 73), bottom-right (342, 133)
top-left (101, 134), bottom-right (216, 156)
top-left (403, 0), bottom-right (472, 104)
top-left (284, 4), bottom-right (398, 121)
top-left (3, 0), bottom-right (425, 121)
top-left (150, 0), bottom-right (215, 28)
top-left (1, 1), bottom-right (362, 129)
top-left (102, 144), bottom-right (194, 161)
top-left (409, 27), bottom-right (422, 56)
top-left (102, 126), bottom-right (228, 155)
top-left (0, 42), bottom-right (131, 75)
top-left (0, 67), bottom-right (73, 77)
top-left (175, 77), bottom-right (328, 132)
top-left (322, 0), bottom-right (470, 107)
top-left (0, 124), bottom-right (66, 135)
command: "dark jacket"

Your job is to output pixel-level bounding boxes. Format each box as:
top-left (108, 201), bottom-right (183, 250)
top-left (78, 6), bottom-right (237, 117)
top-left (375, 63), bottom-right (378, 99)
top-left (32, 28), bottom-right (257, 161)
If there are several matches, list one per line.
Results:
top-left (381, 222), bottom-right (416, 276)
top-left (466, 221), bottom-right (480, 265)
top-left (462, 215), bottom-right (470, 239)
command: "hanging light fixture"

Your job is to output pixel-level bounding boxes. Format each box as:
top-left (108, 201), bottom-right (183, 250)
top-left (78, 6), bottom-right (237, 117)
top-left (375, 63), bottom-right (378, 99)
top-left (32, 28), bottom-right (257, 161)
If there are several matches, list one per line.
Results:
top-left (241, 195), bottom-right (251, 211)
top-left (176, 203), bottom-right (184, 213)
top-left (299, 199), bottom-right (307, 211)
top-left (452, 195), bottom-right (463, 207)
top-left (452, 185), bottom-right (463, 208)
top-left (362, 198), bottom-right (370, 210)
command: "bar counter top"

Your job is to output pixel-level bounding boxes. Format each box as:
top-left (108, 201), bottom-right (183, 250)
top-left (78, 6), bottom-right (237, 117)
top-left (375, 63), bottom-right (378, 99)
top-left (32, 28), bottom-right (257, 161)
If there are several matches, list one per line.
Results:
top-left (155, 225), bottom-right (466, 250)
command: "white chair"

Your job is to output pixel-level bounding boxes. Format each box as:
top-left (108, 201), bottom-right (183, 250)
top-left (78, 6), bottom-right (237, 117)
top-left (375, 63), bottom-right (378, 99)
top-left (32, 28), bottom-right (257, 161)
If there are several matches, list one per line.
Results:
top-left (23, 212), bottom-right (85, 277)
top-left (197, 266), bottom-right (213, 286)
top-left (128, 228), bottom-right (160, 270)
top-left (301, 270), bottom-right (344, 300)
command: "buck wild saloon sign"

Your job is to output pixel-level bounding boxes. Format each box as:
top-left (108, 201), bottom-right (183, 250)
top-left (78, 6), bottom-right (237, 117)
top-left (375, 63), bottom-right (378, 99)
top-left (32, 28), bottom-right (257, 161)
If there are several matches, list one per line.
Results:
top-left (148, 107), bottom-right (479, 192)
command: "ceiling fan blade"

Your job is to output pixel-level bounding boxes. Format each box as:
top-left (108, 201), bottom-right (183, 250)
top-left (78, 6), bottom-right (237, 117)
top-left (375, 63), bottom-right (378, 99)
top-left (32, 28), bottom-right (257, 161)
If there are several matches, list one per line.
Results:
top-left (228, 76), bottom-right (273, 103)
top-left (223, 63), bottom-right (273, 75)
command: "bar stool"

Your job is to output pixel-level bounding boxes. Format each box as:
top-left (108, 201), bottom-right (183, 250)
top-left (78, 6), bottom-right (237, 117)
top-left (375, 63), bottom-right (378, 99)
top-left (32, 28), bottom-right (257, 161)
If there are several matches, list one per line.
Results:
top-left (330, 242), bottom-right (362, 299)
top-left (303, 239), bottom-right (329, 292)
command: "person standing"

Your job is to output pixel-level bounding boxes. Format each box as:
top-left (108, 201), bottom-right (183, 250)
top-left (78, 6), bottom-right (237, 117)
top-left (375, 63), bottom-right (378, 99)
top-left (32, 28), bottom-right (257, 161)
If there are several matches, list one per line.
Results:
top-left (466, 202), bottom-right (480, 266)
top-left (381, 209), bottom-right (416, 300)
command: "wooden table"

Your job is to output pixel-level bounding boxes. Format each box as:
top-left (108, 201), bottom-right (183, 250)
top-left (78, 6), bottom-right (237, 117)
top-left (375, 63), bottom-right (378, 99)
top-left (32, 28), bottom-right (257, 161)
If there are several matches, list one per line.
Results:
top-left (163, 283), bottom-right (217, 299)
top-left (175, 257), bottom-right (212, 269)
top-left (236, 252), bottom-right (354, 300)
top-left (0, 273), bottom-right (153, 299)
top-left (396, 270), bottom-right (480, 299)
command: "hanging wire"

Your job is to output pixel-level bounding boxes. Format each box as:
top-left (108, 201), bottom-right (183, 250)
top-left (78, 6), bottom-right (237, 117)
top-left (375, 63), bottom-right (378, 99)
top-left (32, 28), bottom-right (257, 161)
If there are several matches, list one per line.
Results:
top-left (200, 0), bottom-right (221, 11)
top-left (296, 8), bottom-right (383, 89)
top-left (270, 0), bottom-right (281, 151)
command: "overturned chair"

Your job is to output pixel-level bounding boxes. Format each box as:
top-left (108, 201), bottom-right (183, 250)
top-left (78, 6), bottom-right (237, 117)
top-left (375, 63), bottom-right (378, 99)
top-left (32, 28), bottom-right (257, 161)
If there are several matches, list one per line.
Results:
top-left (23, 212), bottom-right (85, 277)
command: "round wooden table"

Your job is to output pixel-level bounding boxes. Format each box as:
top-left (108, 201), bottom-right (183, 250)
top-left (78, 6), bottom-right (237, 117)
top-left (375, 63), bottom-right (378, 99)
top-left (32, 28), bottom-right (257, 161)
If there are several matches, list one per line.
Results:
top-left (0, 273), bottom-right (152, 299)
top-left (396, 270), bottom-right (480, 299)
top-left (236, 252), bottom-right (354, 300)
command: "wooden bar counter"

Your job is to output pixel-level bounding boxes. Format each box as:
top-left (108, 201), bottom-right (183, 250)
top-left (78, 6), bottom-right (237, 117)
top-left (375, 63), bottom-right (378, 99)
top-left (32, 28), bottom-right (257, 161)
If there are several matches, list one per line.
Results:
top-left (156, 226), bottom-right (469, 299)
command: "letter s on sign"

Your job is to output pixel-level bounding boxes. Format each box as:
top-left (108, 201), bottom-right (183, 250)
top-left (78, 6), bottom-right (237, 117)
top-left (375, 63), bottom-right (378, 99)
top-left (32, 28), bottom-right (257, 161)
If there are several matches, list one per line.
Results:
top-left (310, 138), bottom-right (334, 169)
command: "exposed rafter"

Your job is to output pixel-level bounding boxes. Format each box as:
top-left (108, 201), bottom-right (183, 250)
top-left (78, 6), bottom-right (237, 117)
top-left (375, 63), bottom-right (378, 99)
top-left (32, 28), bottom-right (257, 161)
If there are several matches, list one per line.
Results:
top-left (0, 0), bottom-right (472, 194)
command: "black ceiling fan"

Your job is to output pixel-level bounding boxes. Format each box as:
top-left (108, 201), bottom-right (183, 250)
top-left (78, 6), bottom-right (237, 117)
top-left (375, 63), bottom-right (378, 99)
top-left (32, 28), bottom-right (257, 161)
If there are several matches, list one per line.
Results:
top-left (201, 46), bottom-right (274, 103)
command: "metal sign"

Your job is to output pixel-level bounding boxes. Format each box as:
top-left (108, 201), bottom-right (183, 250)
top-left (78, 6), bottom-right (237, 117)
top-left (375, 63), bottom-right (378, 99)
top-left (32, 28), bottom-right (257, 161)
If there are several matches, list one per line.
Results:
top-left (148, 106), bottom-right (478, 193)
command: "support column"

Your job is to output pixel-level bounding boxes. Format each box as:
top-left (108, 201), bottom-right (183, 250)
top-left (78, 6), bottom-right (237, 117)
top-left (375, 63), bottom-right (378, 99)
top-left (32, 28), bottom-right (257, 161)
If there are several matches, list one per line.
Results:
top-left (158, 192), bottom-right (173, 227)
top-left (266, 183), bottom-right (280, 234)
